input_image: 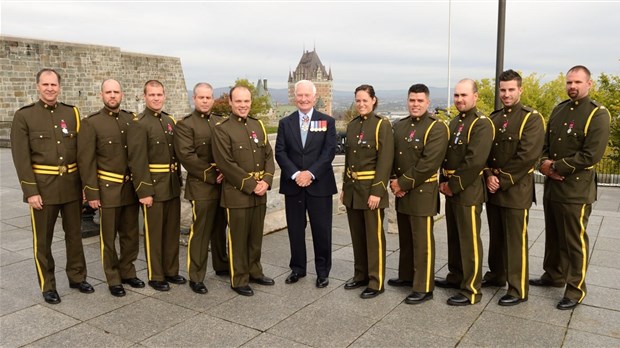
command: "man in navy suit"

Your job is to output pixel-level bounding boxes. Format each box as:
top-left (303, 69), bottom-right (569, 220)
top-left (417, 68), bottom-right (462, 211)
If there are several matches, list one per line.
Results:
top-left (275, 80), bottom-right (338, 288)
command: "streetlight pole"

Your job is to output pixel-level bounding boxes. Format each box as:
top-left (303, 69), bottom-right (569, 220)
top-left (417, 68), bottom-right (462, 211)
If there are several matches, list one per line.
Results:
top-left (495, 0), bottom-right (506, 110)
top-left (447, 0), bottom-right (452, 114)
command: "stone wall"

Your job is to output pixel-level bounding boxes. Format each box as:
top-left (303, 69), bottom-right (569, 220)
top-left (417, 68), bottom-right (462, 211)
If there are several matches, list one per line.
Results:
top-left (0, 36), bottom-right (191, 143)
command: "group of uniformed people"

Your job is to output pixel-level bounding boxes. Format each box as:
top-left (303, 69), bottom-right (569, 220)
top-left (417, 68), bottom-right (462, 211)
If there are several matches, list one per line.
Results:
top-left (12, 66), bottom-right (610, 311)
top-left (342, 66), bottom-right (610, 311)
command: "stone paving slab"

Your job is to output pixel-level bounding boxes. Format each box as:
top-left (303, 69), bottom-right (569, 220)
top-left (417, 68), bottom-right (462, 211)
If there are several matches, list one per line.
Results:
top-left (0, 305), bottom-right (80, 347)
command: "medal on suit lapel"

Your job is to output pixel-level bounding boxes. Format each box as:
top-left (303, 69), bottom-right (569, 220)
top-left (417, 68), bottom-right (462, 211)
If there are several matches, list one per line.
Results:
top-left (499, 119), bottom-right (508, 133)
top-left (60, 119), bottom-right (69, 136)
top-left (167, 123), bottom-right (173, 135)
top-left (567, 120), bottom-right (574, 134)
top-left (454, 123), bottom-right (464, 144)
top-left (407, 130), bottom-right (416, 143)
top-left (251, 130), bottom-right (259, 143)
top-left (358, 130), bottom-right (364, 144)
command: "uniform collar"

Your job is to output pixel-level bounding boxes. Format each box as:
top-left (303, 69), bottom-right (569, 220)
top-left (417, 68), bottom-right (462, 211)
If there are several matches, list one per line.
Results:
top-left (503, 102), bottom-right (521, 115)
top-left (193, 109), bottom-right (210, 119)
top-left (145, 107), bottom-right (162, 118)
top-left (233, 114), bottom-right (247, 123)
top-left (103, 107), bottom-right (120, 117)
top-left (570, 96), bottom-right (590, 107)
top-left (38, 100), bottom-right (58, 110)
top-left (458, 108), bottom-right (477, 119)
top-left (410, 111), bottom-right (429, 122)
top-left (360, 111), bottom-right (375, 121)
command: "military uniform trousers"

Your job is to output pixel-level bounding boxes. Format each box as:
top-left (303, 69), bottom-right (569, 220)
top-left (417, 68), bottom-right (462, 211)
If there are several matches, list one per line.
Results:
top-left (142, 197), bottom-right (181, 281)
top-left (485, 202), bottom-right (529, 299)
top-left (396, 213), bottom-right (435, 293)
top-left (346, 208), bottom-right (386, 291)
top-left (226, 205), bottom-right (267, 288)
top-left (187, 199), bottom-right (228, 282)
top-left (99, 204), bottom-right (140, 286)
top-left (445, 199), bottom-right (483, 304)
top-left (285, 190), bottom-right (332, 278)
top-left (542, 199), bottom-right (591, 302)
top-left (29, 200), bottom-right (87, 292)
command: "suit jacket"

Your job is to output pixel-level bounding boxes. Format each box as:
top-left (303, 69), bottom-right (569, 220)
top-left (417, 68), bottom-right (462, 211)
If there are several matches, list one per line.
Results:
top-left (541, 96), bottom-right (611, 204)
top-left (78, 107), bottom-right (138, 208)
top-left (11, 100), bottom-right (82, 204)
top-left (275, 109), bottom-right (337, 197)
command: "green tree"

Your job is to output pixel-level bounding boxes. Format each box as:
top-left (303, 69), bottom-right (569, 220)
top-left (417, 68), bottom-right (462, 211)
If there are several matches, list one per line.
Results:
top-left (591, 73), bottom-right (620, 161)
top-left (210, 79), bottom-right (272, 117)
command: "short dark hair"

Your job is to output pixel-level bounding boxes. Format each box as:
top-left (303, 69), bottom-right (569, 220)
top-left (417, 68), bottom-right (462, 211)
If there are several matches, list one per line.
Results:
top-left (229, 85), bottom-right (251, 100)
top-left (567, 65), bottom-right (591, 79)
top-left (354, 84), bottom-right (379, 111)
top-left (498, 69), bottom-right (522, 87)
top-left (144, 79), bottom-right (164, 94)
top-left (36, 68), bottom-right (61, 84)
top-left (408, 84), bottom-right (430, 97)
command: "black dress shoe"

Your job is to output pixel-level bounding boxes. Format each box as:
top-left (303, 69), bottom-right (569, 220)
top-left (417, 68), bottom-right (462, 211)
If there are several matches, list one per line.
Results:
top-left (231, 285), bottom-right (254, 296)
top-left (148, 280), bottom-right (170, 291)
top-left (387, 278), bottom-right (413, 287)
top-left (360, 287), bottom-right (384, 299)
top-left (316, 277), bottom-right (329, 288)
top-left (498, 294), bottom-right (527, 306)
top-left (434, 278), bottom-right (459, 289)
top-left (42, 290), bottom-right (61, 304)
top-left (447, 294), bottom-right (472, 306)
top-left (344, 279), bottom-right (369, 290)
top-left (481, 279), bottom-right (505, 288)
top-left (122, 277), bottom-right (145, 288)
top-left (557, 297), bottom-right (579, 310)
top-left (109, 285), bottom-right (126, 297)
top-left (69, 281), bottom-right (95, 294)
top-left (215, 270), bottom-right (230, 276)
top-left (529, 278), bottom-right (564, 288)
top-left (189, 281), bottom-right (208, 294)
top-left (250, 276), bottom-right (275, 286)
top-left (165, 275), bottom-right (187, 285)
top-left (405, 291), bottom-right (433, 304)
top-left (285, 272), bottom-right (306, 284)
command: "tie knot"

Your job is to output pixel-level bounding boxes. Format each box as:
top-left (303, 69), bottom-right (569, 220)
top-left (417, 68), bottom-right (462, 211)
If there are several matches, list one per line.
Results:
top-left (303, 115), bottom-right (309, 122)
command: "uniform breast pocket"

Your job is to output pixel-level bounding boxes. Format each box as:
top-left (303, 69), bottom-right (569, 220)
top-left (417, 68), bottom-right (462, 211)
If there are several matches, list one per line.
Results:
top-left (148, 136), bottom-right (167, 157)
top-left (496, 133), bottom-right (518, 155)
top-left (29, 131), bottom-right (53, 153)
top-left (565, 131), bottom-right (584, 148)
top-left (99, 136), bottom-right (122, 157)
top-left (360, 140), bottom-right (376, 154)
top-left (232, 142), bottom-right (251, 168)
top-left (195, 137), bottom-right (211, 157)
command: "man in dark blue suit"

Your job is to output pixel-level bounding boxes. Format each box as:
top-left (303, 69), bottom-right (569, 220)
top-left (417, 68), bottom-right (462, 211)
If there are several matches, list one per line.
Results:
top-left (275, 80), bottom-right (338, 288)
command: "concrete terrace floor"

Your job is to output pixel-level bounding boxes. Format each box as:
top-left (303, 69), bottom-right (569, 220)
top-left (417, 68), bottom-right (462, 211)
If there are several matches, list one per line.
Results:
top-left (1, 147), bottom-right (619, 347)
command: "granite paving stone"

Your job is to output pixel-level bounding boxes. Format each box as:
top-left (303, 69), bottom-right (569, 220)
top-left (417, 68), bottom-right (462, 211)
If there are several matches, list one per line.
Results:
top-left (582, 284), bottom-right (620, 311)
top-left (26, 322), bottom-right (135, 347)
top-left (569, 305), bottom-right (620, 338)
top-left (242, 332), bottom-right (312, 348)
top-left (486, 292), bottom-right (572, 327)
top-left (0, 305), bottom-right (80, 347)
top-left (350, 321), bottom-right (459, 347)
top-left (563, 328), bottom-right (620, 348)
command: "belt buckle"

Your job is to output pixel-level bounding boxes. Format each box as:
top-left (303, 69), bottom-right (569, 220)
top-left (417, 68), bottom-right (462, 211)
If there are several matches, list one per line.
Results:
top-left (58, 165), bottom-right (67, 175)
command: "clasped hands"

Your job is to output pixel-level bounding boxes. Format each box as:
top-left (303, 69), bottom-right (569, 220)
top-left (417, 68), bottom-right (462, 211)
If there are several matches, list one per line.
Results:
top-left (389, 179), bottom-right (407, 198)
top-left (540, 160), bottom-right (564, 181)
top-left (253, 180), bottom-right (269, 196)
top-left (295, 170), bottom-right (313, 187)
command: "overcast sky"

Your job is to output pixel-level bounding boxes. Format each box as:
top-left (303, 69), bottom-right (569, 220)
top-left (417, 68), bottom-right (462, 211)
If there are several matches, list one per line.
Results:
top-left (2, 0), bottom-right (619, 92)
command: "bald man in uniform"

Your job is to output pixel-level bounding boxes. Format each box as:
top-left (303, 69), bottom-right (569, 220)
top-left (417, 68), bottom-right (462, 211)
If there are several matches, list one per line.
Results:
top-left (11, 68), bottom-right (93, 304)
top-left (78, 79), bottom-right (145, 297)
top-left (436, 79), bottom-right (494, 306)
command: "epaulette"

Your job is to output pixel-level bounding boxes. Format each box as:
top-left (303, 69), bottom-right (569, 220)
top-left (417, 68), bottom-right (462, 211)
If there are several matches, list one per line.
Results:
top-left (18, 103), bottom-right (35, 110)
top-left (183, 113), bottom-right (193, 120)
top-left (428, 113), bottom-right (438, 121)
top-left (60, 102), bottom-right (76, 108)
top-left (590, 99), bottom-right (602, 107)
top-left (558, 99), bottom-right (571, 106)
top-left (135, 112), bottom-right (146, 121)
top-left (248, 115), bottom-right (258, 120)
top-left (121, 109), bottom-right (135, 115)
top-left (212, 112), bottom-right (227, 118)
top-left (87, 111), bottom-right (100, 118)
top-left (521, 105), bottom-right (535, 113)
top-left (215, 117), bottom-right (230, 126)
top-left (160, 110), bottom-right (170, 116)
top-left (397, 116), bottom-right (410, 123)
top-left (490, 108), bottom-right (503, 116)
top-left (475, 110), bottom-right (487, 119)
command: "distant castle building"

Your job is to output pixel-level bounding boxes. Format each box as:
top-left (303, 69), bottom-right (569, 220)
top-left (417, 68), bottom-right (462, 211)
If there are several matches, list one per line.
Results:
top-left (288, 49), bottom-right (333, 115)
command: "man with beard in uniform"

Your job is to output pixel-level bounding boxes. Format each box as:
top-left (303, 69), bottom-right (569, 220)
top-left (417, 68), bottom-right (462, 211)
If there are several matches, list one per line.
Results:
top-left (78, 79), bottom-right (145, 297)
top-left (436, 79), bottom-right (494, 306)
top-left (11, 68), bottom-right (93, 304)
top-left (531, 65), bottom-right (610, 310)
top-left (212, 85), bottom-right (275, 296)
top-left (389, 84), bottom-right (449, 304)
top-left (174, 82), bottom-right (229, 295)
top-left (483, 70), bottom-right (545, 306)
top-left (127, 80), bottom-right (185, 291)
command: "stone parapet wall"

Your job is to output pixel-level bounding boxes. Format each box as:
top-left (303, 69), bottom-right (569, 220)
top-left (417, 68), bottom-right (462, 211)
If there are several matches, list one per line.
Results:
top-left (0, 36), bottom-right (191, 144)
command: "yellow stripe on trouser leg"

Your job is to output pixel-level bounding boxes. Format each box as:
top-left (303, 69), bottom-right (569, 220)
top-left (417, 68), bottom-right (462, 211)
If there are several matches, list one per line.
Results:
top-left (520, 209), bottom-right (528, 299)
top-left (143, 204), bottom-right (152, 280)
top-left (226, 208), bottom-right (235, 287)
top-left (186, 201), bottom-right (196, 274)
top-left (30, 207), bottom-right (45, 291)
top-left (99, 209), bottom-right (105, 276)
top-left (469, 205), bottom-right (479, 304)
top-left (425, 216), bottom-right (432, 293)
top-left (577, 204), bottom-right (588, 302)
top-left (376, 209), bottom-right (383, 290)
